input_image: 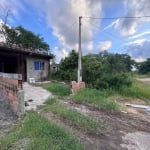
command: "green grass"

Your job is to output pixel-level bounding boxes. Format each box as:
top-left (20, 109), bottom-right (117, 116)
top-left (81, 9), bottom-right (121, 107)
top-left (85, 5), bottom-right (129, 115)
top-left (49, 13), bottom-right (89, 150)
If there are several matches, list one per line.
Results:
top-left (0, 111), bottom-right (83, 150)
top-left (134, 73), bottom-right (150, 78)
top-left (42, 82), bottom-right (70, 97)
top-left (41, 98), bottom-right (101, 133)
top-left (119, 79), bottom-right (150, 102)
top-left (71, 88), bottom-right (119, 111)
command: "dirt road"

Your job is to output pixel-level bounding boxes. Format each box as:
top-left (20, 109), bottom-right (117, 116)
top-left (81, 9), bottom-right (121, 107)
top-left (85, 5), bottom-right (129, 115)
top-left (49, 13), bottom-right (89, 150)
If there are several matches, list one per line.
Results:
top-left (54, 100), bottom-right (150, 150)
top-left (137, 78), bottom-right (150, 84)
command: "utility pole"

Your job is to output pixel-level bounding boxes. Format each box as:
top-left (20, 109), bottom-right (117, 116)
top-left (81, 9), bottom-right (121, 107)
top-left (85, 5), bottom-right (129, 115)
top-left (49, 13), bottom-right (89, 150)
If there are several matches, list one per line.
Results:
top-left (78, 16), bottom-right (82, 82)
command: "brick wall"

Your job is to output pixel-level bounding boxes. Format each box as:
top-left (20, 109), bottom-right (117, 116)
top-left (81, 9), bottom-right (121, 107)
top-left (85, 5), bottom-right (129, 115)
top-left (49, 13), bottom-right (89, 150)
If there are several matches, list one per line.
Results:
top-left (0, 72), bottom-right (24, 116)
top-left (71, 81), bottom-right (85, 94)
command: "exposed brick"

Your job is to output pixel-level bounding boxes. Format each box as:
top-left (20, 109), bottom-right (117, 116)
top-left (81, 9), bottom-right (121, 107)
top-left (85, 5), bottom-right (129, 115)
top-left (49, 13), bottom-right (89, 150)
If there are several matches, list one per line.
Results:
top-left (71, 81), bottom-right (85, 94)
top-left (0, 72), bottom-right (24, 116)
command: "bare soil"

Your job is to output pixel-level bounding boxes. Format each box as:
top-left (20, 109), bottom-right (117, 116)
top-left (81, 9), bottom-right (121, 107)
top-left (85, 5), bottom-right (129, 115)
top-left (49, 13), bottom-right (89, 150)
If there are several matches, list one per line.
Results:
top-left (137, 78), bottom-right (150, 84)
top-left (0, 92), bottom-right (18, 137)
top-left (40, 99), bottom-right (150, 150)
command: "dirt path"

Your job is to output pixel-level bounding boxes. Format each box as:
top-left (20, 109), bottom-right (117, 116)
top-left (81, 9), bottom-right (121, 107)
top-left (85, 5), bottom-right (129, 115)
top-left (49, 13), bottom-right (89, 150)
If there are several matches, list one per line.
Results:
top-left (137, 78), bottom-right (150, 84)
top-left (41, 99), bottom-right (150, 150)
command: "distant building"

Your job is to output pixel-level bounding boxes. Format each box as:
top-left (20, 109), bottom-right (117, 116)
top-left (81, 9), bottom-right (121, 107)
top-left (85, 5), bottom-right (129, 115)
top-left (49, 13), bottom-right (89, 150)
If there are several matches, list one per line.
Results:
top-left (0, 42), bottom-right (53, 81)
top-left (51, 63), bottom-right (59, 72)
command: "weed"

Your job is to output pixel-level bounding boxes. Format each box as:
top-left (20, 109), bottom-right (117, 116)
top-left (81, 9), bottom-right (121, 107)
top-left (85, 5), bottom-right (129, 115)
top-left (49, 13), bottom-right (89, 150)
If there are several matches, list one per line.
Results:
top-left (42, 82), bottom-right (70, 97)
top-left (119, 79), bottom-right (150, 102)
top-left (0, 111), bottom-right (83, 150)
top-left (42, 98), bottom-right (101, 133)
top-left (71, 88), bottom-right (119, 111)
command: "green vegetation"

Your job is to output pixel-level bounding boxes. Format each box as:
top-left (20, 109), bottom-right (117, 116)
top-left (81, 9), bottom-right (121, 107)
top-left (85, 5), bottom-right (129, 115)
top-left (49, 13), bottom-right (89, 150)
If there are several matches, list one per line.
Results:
top-left (52, 50), bottom-right (133, 90)
top-left (119, 79), bottom-right (150, 102)
top-left (42, 82), bottom-right (70, 97)
top-left (41, 98), bottom-right (101, 133)
top-left (0, 111), bottom-right (83, 150)
top-left (138, 58), bottom-right (150, 74)
top-left (134, 74), bottom-right (150, 78)
top-left (3, 25), bottom-right (50, 50)
top-left (72, 88), bottom-right (119, 111)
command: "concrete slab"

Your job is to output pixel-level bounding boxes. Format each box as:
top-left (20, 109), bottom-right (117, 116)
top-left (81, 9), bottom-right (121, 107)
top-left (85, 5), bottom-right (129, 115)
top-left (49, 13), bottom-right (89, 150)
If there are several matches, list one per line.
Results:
top-left (24, 82), bottom-right (52, 110)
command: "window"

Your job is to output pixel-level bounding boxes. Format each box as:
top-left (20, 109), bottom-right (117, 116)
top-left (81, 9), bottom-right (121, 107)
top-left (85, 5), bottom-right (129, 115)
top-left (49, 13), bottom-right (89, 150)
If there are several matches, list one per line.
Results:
top-left (34, 61), bottom-right (44, 70)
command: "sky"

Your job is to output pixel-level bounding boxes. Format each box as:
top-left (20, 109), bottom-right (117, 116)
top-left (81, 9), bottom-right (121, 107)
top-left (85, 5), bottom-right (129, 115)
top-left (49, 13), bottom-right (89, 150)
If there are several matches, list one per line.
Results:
top-left (0, 0), bottom-right (150, 63)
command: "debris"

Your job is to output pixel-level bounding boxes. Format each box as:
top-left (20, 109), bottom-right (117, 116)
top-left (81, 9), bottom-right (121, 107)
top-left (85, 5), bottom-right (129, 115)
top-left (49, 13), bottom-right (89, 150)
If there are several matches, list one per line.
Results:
top-left (126, 103), bottom-right (150, 113)
top-left (25, 101), bottom-right (29, 107)
top-left (28, 78), bottom-right (35, 84)
top-left (28, 99), bottom-right (33, 102)
top-left (126, 104), bottom-right (148, 109)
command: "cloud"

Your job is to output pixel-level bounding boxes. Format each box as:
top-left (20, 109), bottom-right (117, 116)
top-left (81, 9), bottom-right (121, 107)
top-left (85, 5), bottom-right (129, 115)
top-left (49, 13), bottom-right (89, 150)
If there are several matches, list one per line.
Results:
top-left (99, 41), bottom-right (112, 51)
top-left (30, 0), bottom-right (102, 51)
top-left (125, 39), bottom-right (146, 46)
top-left (103, 19), bottom-right (119, 30)
top-left (53, 46), bottom-right (69, 63)
top-left (0, 0), bottom-right (25, 23)
top-left (0, 19), bottom-right (6, 42)
top-left (129, 31), bottom-right (150, 39)
top-left (86, 41), bottom-right (94, 51)
top-left (117, 0), bottom-right (150, 37)
top-left (125, 39), bottom-right (150, 60)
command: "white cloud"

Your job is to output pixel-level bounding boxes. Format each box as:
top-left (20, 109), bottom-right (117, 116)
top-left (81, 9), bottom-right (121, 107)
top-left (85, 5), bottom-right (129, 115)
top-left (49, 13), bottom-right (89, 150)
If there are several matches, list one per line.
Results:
top-left (103, 19), bottom-right (120, 30)
top-left (53, 46), bottom-right (69, 63)
top-left (0, 0), bottom-right (25, 23)
top-left (0, 19), bottom-right (6, 42)
top-left (117, 0), bottom-right (150, 37)
top-left (86, 41), bottom-right (93, 51)
top-left (30, 0), bottom-right (102, 50)
top-left (125, 39), bottom-right (146, 46)
top-left (134, 57), bottom-right (146, 62)
top-left (129, 31), bottom-right (150, 39)
top-left (125, 39), bottom-right (150, 60)
top-left (99, 41), bottom-right (112, 51)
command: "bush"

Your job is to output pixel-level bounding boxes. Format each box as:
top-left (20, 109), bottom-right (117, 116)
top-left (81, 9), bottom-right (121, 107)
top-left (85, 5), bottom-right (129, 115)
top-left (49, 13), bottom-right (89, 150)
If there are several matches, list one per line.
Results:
top-left (94, 73), bottom-right (132, 90)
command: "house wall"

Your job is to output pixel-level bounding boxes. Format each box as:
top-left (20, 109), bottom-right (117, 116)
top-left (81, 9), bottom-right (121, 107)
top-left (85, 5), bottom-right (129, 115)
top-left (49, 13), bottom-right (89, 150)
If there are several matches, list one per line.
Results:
top-left (26, 56), bottom-right (50, 81)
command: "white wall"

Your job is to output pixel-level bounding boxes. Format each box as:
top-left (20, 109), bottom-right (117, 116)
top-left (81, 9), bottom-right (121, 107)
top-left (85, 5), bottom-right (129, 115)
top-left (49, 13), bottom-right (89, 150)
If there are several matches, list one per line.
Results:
top-left (26, 56), bottom-right (49, 81)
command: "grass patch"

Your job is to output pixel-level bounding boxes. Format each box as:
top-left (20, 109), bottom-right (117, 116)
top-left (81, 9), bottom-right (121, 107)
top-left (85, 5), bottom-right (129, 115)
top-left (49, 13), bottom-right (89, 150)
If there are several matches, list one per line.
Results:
top-left (119, 79), bottom-right (150, 102)
top-left (42, 82), bottom-right (70, 97)
top-left (71, 88), bottom-right (119, 111)
top-left (42, 98), bottom-right (101, 133)
top-left (134, 73), bottom-right (150, 78)
top-left (0, 111), bottom-right (83, 150)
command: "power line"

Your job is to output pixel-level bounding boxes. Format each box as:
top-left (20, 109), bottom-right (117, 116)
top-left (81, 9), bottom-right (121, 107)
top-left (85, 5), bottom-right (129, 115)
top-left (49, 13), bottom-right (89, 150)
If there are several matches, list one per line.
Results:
top-left (82, 15), bottom-right (150, 20)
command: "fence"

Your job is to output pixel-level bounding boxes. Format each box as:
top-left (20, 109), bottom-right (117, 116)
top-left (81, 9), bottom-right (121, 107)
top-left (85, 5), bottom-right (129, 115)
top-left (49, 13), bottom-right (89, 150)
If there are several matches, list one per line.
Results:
top-left (0, 72), bottom-right (24, 116)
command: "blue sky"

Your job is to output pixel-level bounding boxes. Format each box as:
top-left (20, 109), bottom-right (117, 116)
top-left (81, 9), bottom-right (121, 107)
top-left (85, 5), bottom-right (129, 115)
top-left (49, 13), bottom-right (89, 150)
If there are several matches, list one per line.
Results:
top-left (0, 0), bottom-right (150, 62)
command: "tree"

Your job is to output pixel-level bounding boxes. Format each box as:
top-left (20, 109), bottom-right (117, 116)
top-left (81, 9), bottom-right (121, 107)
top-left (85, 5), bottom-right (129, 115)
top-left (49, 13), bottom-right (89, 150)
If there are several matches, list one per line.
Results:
top-left (53, 51), bottom-right (132, 89)
top-left (97, 52), bottom-right (134, 73)
top-left (55, 50), bottom-right (78, 81)
top-left (138, 58), bottom-right (150, 74)
top-left (82, 55), bottom-right (103, 87)
top-left (3, 25), bottom-right (50, 50)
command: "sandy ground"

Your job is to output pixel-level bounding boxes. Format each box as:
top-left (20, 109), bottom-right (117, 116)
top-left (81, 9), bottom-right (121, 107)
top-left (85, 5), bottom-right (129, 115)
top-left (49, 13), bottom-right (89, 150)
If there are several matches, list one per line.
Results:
top-left (137, 78), bottom-right (150, 84)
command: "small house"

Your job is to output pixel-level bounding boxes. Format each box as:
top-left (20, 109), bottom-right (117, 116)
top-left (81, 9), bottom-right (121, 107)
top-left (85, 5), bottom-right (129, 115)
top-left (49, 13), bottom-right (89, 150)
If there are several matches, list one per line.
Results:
top-left (0, 42), bottom-right (53, 81)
